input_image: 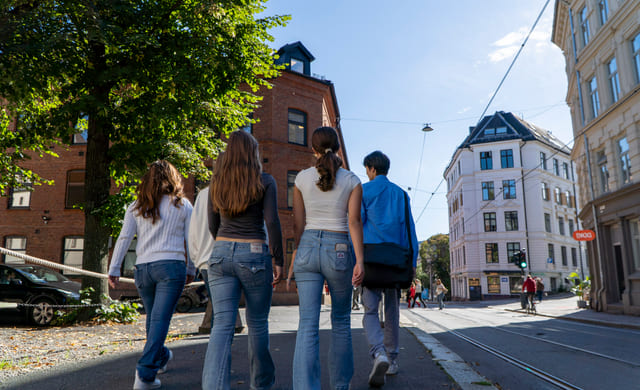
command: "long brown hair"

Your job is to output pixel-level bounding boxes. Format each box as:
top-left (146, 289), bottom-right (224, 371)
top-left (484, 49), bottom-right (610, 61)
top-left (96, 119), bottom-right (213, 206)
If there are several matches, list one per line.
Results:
top-left (210, 131), bottom-right (264, 216)
top-left (312, 126), bottom-right (342, 191)
top-left (135, 160), bottom-right (185, 224)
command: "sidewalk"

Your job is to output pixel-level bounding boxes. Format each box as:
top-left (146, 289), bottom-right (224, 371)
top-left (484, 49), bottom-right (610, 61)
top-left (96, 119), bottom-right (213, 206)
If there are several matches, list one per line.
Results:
top-left (1, 305), bottom-right (461, 390)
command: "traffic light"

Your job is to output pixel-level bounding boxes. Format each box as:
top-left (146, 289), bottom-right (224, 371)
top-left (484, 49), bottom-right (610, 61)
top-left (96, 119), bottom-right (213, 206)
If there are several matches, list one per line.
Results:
top-left (518, 252), bottom-right (527, 269)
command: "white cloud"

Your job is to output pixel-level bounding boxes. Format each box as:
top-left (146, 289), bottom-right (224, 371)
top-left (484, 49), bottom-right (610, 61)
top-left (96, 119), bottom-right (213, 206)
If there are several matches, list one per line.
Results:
top-left (457, 106), bottom-right (471, 114)
top-left (488, 17), bottom-right (554, 63)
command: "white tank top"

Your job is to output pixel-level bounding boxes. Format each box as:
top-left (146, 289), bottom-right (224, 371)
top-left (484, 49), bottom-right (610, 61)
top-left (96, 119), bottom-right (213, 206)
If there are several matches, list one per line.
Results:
top-left (295, 167), bottom-right (361, 232)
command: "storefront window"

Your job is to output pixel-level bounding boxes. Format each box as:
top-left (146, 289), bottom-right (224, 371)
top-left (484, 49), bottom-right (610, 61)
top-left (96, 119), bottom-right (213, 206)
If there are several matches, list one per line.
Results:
top-left (487, 276), bottom-right (500, 294)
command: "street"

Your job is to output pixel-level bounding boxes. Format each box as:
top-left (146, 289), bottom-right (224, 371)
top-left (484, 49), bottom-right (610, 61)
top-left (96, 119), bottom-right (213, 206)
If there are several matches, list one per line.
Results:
top-left (402, 301), bottom-right (640, 390)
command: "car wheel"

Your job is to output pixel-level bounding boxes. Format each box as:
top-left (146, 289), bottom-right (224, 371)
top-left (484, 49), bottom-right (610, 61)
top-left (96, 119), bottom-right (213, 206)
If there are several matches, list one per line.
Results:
top-left (30, 298), bottom-right (55, 326)
top-left (176, 295), bottom-right (193, 313)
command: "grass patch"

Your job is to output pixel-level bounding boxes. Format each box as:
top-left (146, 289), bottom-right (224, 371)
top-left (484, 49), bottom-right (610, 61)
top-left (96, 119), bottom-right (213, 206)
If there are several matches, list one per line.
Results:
top-left (472, 381), bottom-right (493, 386)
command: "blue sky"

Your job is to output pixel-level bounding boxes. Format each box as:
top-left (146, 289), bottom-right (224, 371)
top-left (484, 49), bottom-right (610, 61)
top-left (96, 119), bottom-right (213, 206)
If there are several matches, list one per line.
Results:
top-left (261, 0), bottom-right (573, 241)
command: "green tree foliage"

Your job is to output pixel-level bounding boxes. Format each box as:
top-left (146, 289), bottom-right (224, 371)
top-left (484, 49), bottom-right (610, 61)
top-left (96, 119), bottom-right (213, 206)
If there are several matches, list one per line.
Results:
top-left (419, 233), bottom-right (450, 293)
top-left (0, 1), bottom-right (288, 302)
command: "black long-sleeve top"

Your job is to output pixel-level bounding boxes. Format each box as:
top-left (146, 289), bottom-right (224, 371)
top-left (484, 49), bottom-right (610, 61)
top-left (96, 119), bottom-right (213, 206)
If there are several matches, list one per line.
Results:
top-left (207, 173), bottom-right (284, 267)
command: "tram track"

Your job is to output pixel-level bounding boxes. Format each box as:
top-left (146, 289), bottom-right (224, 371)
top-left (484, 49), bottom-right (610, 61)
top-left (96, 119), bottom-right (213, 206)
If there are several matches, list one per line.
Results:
top-left (403, 308), bottom-right (621, 390)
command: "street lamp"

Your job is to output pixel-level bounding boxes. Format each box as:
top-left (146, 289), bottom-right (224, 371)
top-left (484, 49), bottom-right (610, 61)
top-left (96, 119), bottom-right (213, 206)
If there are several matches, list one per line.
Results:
top-left (422, 123), bottom-right (434, 132)
top-left (414, 123), bottom-right (434, 198)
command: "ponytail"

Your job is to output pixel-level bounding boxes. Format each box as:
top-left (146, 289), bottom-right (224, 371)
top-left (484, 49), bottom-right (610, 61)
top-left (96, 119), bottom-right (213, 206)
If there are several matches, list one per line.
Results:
top-left (312, 127), bottom-right (342, 192)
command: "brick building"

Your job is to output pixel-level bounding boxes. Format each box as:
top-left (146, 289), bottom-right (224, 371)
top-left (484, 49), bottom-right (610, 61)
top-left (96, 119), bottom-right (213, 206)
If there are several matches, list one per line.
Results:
top-left (0, 41), bottom-right (348, 303)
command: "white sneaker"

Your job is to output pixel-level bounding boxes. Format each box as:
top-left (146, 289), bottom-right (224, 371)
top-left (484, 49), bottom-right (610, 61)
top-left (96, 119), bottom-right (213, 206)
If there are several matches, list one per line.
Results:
top-left (368, 352), bottom-right (390, 387)
top-left (386, 360), bottom-right (399, 375)
top-left (133, 371), bottom-right (161, 390)
top-left (157, 349), bottom-right (173, 374)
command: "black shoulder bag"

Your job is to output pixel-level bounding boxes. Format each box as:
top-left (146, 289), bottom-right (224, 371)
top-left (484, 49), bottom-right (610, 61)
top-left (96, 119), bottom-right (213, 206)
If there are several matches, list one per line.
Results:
top-left (362, 191), bottom-right (413, 289)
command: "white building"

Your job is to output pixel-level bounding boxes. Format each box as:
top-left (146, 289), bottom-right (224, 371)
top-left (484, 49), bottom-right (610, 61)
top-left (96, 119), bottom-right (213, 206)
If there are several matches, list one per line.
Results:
top-left (445, 111), bottom-right (586, 300)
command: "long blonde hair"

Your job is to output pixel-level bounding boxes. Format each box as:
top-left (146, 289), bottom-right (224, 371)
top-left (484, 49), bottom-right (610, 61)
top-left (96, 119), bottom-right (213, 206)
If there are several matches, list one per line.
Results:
top-left (210, 131), bottom-right (264, 216)
top-left (135, 160), bottom-right (185, 224)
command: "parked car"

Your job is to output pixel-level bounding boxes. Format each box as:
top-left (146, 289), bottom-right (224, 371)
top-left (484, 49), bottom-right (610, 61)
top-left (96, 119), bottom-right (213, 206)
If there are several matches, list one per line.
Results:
top-left (0, 264), bottom-right (81, 325)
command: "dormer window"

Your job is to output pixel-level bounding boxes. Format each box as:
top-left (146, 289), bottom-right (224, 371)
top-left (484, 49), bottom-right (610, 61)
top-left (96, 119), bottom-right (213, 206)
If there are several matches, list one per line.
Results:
top-left (290, 58), bottom-right (304, 73)
top-left (496, 126), bottom-right (507, 134)
top-left (484, 128), bottom-right (495, 136)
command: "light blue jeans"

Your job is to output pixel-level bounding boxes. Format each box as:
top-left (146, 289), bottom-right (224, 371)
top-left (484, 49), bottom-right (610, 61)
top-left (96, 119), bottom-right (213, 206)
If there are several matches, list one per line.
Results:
top-left (134, 260), bottom-right (186, 382)
top-left (361, 287), bottom-right (400, 361)
top-left (202, 241), bottom-right (274, 390)
top-left (293, 230), bottom-right (354, 390)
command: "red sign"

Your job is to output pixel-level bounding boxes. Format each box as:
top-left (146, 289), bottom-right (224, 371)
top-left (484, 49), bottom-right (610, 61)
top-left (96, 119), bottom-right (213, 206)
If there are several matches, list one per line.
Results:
top-left (573, 230), bottom-right (596, 241)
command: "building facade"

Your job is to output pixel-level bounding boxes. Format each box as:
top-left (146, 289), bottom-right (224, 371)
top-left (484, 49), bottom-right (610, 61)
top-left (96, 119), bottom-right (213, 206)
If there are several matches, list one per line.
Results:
top-left (552, 0), bottom-right (640, 315)
top-left (0, 41), bottom-right (347, 303)
top-left (444, 111), bottom-right (584, 300)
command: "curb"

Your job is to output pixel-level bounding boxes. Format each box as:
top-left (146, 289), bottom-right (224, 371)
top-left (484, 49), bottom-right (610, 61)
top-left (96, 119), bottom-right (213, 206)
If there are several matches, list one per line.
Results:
top-left (502, 308), bottom-right (640, 331)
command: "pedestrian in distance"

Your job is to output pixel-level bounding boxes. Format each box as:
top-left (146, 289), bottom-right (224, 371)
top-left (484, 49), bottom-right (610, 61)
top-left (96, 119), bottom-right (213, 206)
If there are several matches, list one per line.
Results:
top-left (287, 126), bottom-right (365, 390)
top-left (188, 186), bottom-right (244, 333)
top-left (360, 150), bottom-right (419, 388)
top-left (522, 274), bottom-right (536, 310)
top-left (435, 279), bottom-right (448, 310)
top-left (415, 280), bottom-right (427, 308)
top-left (535, 277), bottom-right (545, 303)
top-left (352, 285), bottom-right (362, 310)
top-left (408, 282), bottom-right (416, 309)
top-left (108, 160), bottom-right (196, 390)
top-left (202, 130), bottom-right (284, 390)
top-left (412, 280), bottom-right (422, 308)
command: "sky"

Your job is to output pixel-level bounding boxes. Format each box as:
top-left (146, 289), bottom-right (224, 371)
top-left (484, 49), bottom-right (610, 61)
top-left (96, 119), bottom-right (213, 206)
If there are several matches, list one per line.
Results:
top-left (260, 0), bottom-right (573, 241)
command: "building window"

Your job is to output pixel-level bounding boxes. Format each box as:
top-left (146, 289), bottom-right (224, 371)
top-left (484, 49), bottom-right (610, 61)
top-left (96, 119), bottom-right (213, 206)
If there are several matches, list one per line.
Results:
top-left (634, 33), bottom-right (640, 83)
top-left (545, 213), bottom-right (552, 233)
top-left (506, 242), bottom-right (520, 261)
top-left (484, 212), bottom-right (497, 232)
top-left (487, 276), bottom-right (500, 294)
top-left (502, 180), bottom-right (516, 199)
top-left (565, 190), bottom-right (573, 207)
top-left (597, 150), bottom-right (609, 193)
top-left (288, 109), bottom-right (307, 145)
top-left (2, 236), bottom-right (27, 264)
top-left (485, 243), bottom-right (499, 263)
top-left (480, 151), bottom-right (493, 170)
top-left (554, 187), bottom-right (562, 204)
top-left (558, 217), bottom-right (565, 235)
top-left (619, 137), bottom-right (632, 184)
top-left (505, 211), bottom-right (518, 231)
top-left (500, 149), bottom-right (514, 168)
top-left (8, 177), bottom-right (32, 209)
top-left (541, 182), bottom-right (549, 201)
top-left (540, 152), bottom-right (547, 170)
top-left (561, 246), bottom-right (568, 266)
top-left (568, 219), bottom-right (575, 235)
top-left (571, 247), bottom-right (578, 267)
top-left (608, 57), bottom-right (620, 104)
top-left (562, 162), bottom-right (570, 180)
top-left (548, 243), bottom-right (555, 264)
top-left (287, 171), bottom-right (298, 208)
top-left (482, 181), bottom-right (494, 201)
top-left (580, 6), bottom-right (590, 47)
top-left (66, 170), bottom-right (86, 209)
top-left (63, 237), bottom-right (84, 275)
top-left (599, 0), bottom-right (609, 25)
top-left (589, 76), bottom-right (600, 119)
top-left (290, 57), bottom-right (304, 73)
top-left (630, 218), bottom-right (640, 271)
top-left (553, 158), bottom-right (560, 176)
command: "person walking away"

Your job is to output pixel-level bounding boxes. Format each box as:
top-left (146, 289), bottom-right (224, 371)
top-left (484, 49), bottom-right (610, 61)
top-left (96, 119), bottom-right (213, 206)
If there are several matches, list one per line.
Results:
top-left (352, 285), bottom-right (362, 310)
top-left (413, 280), bottom-right (422, 308)
top-left (188, 186), bottom-right (244, 333)
top-left (108, 160), bottom-right (196, 390)
top-left (287, 126), bottom-right (365, 390)
top-left (416, 280), bottom-right (427, 308)
top-left (435, 279), bottom-right (448, 310)
top-left (522, 274), bottom-right (536, 309)
top-left (535, 277), bottom-right (544, 303)
top-left (408, 282), bottom-right (416, 309)
top-left (202, 130), bottom-right (284, 390)
top-left (360, 150), bottom-right (419, 388)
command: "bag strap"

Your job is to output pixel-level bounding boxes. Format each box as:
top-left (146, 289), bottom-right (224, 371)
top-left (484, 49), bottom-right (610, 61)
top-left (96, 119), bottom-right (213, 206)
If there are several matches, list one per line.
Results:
top-left (402, 191), bottom-right (413, 262)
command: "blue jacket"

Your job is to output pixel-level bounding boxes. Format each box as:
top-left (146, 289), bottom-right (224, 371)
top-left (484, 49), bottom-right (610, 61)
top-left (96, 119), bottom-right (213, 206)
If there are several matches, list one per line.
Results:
top-left (361, 175), bottom-right (419, 267)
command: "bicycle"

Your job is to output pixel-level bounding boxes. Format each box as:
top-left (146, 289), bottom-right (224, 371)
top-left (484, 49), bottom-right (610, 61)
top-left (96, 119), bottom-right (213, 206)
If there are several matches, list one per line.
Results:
top-left (525, 293), bottom-right (536, 315)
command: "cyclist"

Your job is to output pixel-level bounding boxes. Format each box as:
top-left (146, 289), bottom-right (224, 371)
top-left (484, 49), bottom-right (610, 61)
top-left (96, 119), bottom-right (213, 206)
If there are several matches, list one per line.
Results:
top-left (522, 274), bottom-right (536, 311)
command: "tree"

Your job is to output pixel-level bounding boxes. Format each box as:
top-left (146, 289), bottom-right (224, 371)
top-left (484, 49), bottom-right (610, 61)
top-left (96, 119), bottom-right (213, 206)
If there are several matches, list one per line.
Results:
top-left (0, 1), bottom-right (288, 302)
top-left (419, 234), bottom-right (450, 294)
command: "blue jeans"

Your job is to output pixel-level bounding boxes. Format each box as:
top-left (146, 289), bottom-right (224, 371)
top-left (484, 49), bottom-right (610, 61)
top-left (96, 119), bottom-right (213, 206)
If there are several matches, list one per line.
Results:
top-left (438, 292), bottom-right (445, 309)
top-left (202, 241), bottom-right (274, 390)
top-left (361, 287), bottom-right (400, 361)
top-left (293, 230), bottom-right (355, 390)
top-left (134, 260), bottom-right (186, 382)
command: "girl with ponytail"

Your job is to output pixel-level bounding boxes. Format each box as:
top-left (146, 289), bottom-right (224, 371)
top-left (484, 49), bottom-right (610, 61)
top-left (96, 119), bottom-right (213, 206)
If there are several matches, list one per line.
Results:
top-left (288, 126), bottom-right (365, 389)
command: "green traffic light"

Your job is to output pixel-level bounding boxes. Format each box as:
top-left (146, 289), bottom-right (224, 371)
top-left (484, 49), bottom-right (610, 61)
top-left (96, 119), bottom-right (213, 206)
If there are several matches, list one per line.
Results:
top-left (520, 261), bottom-right (527, 268)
